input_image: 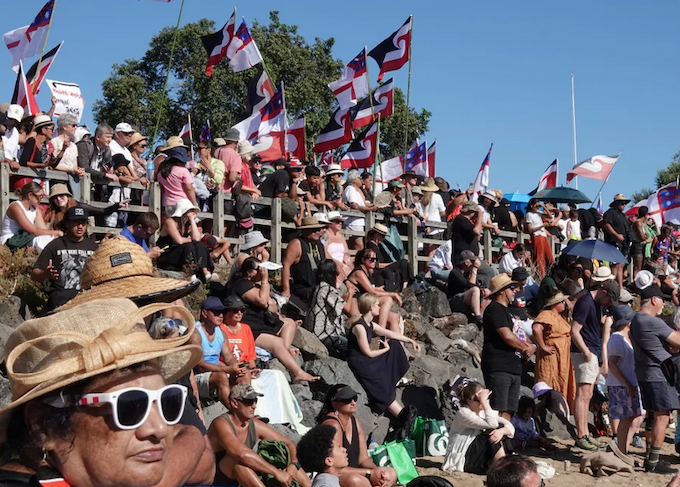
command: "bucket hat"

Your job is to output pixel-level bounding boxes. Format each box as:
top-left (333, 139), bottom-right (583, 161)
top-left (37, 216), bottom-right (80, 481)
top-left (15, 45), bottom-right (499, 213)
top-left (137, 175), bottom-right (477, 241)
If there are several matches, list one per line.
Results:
top-left (170, 198), bottom-right (200, 218)
top-left (241, 231), bottom-right (269, 251)
top-left (49, 183), bottom-right (72, 199)
top-left (298, 216), bottom-right (326, 230)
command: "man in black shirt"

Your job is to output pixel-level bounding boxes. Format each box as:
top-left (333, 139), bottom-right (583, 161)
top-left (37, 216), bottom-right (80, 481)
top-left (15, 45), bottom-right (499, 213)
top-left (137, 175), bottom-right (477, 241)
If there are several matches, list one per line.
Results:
top-left (481, 274), bottom-right (535, 419)
top-left (447, 250), bottom-right (487, 328)
top-left (259, 160), bottom-right (303, 198)
top-left (603, 193), bottom-right (632, 288)
top-left (31, 206), bottom-right (98, 310)
top-left (299, 165), bottom-right (333, 210)
top-left (451, 201), bottom-right (483, 260)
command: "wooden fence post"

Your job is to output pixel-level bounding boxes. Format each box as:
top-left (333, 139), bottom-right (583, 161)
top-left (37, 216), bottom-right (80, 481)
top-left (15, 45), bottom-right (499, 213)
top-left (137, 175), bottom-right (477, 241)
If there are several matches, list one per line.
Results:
top-left (483, 229), bottom-right (493, 262)
top-left (271, 198), bottom-right (282, 264)
top-left (0, 164), bottom-right (9, 224)
top-left (366, 210), bottom-right (375, 233)
top-left (407, 217), bottom-right (418, 276)
top-left (80, 173), bottom-right (94, 228)
top-left (214, 191), bottom-right (225, 239)
top-left (148, 182), bottom-right (162, 246)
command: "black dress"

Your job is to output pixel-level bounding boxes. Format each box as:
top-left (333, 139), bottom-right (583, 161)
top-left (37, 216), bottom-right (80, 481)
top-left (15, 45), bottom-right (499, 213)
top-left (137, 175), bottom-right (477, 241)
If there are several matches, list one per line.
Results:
top-left (347, 318), bottom-right (409, 413)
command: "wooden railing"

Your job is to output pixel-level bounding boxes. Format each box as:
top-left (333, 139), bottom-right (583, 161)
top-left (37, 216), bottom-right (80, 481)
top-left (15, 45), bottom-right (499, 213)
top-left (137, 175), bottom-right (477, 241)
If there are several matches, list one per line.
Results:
top-left (0, 165), bottom-right (557, 272)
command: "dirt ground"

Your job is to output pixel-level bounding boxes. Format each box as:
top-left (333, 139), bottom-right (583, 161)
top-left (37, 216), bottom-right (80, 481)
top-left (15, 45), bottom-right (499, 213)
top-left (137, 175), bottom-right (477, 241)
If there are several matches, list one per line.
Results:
top-left (415, 432), bottom-right (680, 487)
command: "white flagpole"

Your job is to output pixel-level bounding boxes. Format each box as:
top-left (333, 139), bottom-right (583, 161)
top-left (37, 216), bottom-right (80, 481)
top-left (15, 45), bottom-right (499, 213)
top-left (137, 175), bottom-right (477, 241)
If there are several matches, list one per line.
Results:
top-left (187, 113), bottom-right (194, 161)
top-left (571, 72), bottom-right (578, 190)
top-left (556, 157), bottom-right (559, 187)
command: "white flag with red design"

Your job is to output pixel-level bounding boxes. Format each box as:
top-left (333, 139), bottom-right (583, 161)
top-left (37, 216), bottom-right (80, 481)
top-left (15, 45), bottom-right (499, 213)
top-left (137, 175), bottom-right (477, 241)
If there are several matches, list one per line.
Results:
top-left (286, 117), bottom-right (306, 160)
top-left (566, 155), bottom-right (618, 183)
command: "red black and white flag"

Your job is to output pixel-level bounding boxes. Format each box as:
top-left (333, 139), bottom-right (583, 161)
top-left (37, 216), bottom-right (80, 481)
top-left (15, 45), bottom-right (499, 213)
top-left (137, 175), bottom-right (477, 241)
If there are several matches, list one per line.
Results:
top-left (246, 65), bottom-right (275, 115)
top-left (11, 61), bottom-right (39, 116)
top-left (368, 16), bottom-right (411, 82)
top-left (427, 140), bottom-right (436, 177)
top-left (319, 151), bottom-right (334, 165)
top-left (404, 140), bottom-right (427, 176)
top-left (328, 47), bottom-right (369, 109)
top-left (3, 0), bottom-right (54, 72)
top-left (201, 11), bottom-right (236, 77)
top-left (529, 159), bottom-right (558, 196)
top-left (227, 19), bottom-right (263, 72)
top-left (233, 84), bottom-right (285, 141)
top-left (312, 107), bottom-right (353, 153)
top-left (350, 77), bottom-right (394, 129)
top-left (24, 41), bottom-right (62, 94)
top-left (340, 121), bottom-right (378, 169)
top-left (286, 118), bottom-right (306, 161)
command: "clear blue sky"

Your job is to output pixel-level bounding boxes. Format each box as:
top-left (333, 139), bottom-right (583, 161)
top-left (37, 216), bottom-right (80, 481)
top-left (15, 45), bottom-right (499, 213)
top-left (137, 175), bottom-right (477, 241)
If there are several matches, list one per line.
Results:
top-left (3, 0), bottom-right (679, 206)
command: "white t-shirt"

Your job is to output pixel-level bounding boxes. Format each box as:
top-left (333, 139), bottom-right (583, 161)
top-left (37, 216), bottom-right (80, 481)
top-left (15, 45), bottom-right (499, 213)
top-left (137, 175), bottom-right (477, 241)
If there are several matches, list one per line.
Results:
top-left (566, 219), bottom-right (582, 240)
top-left (2, 128), bottom-right (19, 161)
top-left (499, 251), bottom-right (523, 274)
top-left (109, 138), bottom-right (134, 169)
top-left (429, 240), bottom-right (452, 271)
top-left (342, 185), bottom-right (366, 231)
top-left (606, 332), bottom-right (637, 388)
top-left (524, 211), bottom-right (546, 237)
top-left (423, 193), bottom-right (446, 235)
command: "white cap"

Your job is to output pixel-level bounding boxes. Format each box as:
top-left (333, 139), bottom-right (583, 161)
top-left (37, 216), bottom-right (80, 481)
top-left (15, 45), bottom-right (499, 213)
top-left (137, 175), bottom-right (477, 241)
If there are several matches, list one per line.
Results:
top-left (313, 212), bottom-right (330, 224)
top-left (7, 104), bottom-right (24, 122)
top-left (114, 122), bottom-right (134, 133)
top-left (327, 211), bottom-right (345, 221)
top-left (635, 270), bottom-right (654, 290)
top-left (74, 126), bottom-right (92, 144)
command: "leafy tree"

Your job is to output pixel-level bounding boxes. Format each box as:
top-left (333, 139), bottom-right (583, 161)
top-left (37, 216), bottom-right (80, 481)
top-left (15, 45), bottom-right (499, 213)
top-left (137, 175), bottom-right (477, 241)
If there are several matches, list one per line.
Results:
top-left (631, 187), bottom-right (653, 204)
top-left (93, 11), bottom-right (430, 160)
top-left (654, 150), bottom-right (680, 188)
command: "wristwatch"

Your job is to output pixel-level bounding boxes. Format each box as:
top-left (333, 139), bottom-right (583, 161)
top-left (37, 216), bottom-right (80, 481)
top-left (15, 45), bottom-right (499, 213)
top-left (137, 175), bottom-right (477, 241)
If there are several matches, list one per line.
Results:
top-left (364, 470), bottom-right (372, 479)
top-left (292, 462), bottom-right (301, 470)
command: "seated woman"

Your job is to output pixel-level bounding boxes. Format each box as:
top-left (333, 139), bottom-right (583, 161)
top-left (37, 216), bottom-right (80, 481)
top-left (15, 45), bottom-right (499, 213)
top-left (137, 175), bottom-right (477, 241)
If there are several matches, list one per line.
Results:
top-left (230, 257), bottom-right (318, 382)
top-left (156, 198), bottom-right (214, 281)
top-left (229, 230), bottom-right (271, 281)
top-left (318, 384), bottom-right (397, 487)
top-left (365, 224), bottom-right (412, 291)
top-left (324, 211), bottom-right (353, 277)
top-left (43, 183), bottom-right (128, 230)
top-left (347, 294), bottom-right (420, 416)
top-left (305, 259), bottom-right (358, 358)
top-left (348, 248), bottom-right (402, 333)
top-left (1, 181), bottom-right (61, 251)
top-left (442, 379), bottom-right (515, 474)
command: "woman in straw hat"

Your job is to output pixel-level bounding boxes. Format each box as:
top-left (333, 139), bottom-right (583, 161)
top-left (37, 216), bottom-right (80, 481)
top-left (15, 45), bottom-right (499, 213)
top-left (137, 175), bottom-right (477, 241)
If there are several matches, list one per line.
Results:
top-left (157, 138), bottom-right (198, 210)
top-left (43, 183), bottom-right (129, 231)
top-left (0, 298), bottom-right (208, 487)
top-left (420, 178), bottom-right (446, 238)
top-left (531, 291), bottom-right (576, 411)
top-left (18, 114), bottom-right (54, 169)
top-left (1, 181), bottom-right (61, 251)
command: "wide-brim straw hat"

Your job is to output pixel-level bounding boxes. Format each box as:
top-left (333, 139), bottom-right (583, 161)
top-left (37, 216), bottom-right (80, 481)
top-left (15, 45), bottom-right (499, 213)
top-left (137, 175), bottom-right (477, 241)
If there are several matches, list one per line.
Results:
top-left (325, 164), bottom-right (344, 176)
top-left (610, 193), bottom-right (631, 206)
top-left (420, 181), bottom-right (440, 192)
top-left (480, 192), bottom-right (499, 206)
top-left (170, 198), bottom-right (200, 218)
top-left (49, 183), bottom-right (72, 199)
top-left (374, 191), bottom-right (393, 208)
top-left (0, 298), bottom-right (202, 440)
top-left (543, 292), bottom-right (567, 309)
top-left (241, 231), bottom-right (269, 251)
top-left (591, 266), bottom-right (615, 282)
top-left (370, 223), bottom-right (389, 235)
top-left (32, 114), bottom-right (54, 130)
top-left (128, 132), bottom-right (148, 148)
top-left (488, 274), bottom-right (517, 296)
top-left (298, 216), bottom-right (326, 229)
top-left (161, 136), bottom-right (188, 151)
top-left (58, 237), bottom-right (198, 310)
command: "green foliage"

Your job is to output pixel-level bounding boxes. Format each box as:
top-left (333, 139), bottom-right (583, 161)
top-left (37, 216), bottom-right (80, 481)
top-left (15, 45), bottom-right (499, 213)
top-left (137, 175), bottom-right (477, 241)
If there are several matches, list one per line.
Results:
top-left (92, 11), bottom-right (430, 159)
top-left (631, 187), bottom-right (653, 204)
top-left (655, 150), bottom-right (680, 188)
top-left (0, 246), bottom-right (47, 315)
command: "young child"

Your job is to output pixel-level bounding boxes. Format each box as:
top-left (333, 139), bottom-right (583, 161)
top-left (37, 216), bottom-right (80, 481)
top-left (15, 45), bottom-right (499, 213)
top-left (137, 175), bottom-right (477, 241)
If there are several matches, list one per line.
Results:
top-left (297, 424), bottom-right (349, 487)
top-left (566, 209), bottom-right (582, 241)
top-left (510, 396), bottom-right (557, 451)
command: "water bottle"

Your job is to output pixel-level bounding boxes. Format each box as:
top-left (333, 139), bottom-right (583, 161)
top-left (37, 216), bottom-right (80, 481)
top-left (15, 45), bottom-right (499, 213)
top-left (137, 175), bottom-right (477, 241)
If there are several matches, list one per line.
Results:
top-left (367, 439), bottom-right (378, 453)
top-left (146, 160), bottom-right (155, 181)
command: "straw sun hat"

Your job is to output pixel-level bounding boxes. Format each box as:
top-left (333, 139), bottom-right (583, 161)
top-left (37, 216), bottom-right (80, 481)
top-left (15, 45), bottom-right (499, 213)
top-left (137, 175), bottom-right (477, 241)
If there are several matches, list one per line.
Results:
top-left (0, 298), bottom-right (202, 435)
top-left (58, 237), bottom-right (199, 310)
top-left (543, 292), bottom-right (567, 309)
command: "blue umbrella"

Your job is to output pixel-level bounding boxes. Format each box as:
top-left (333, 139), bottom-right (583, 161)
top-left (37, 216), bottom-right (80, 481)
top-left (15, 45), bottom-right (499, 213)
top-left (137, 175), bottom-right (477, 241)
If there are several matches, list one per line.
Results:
top-left (564, 239), bottom-right (627, 264)
top-left (506, 192), bottom-right (532, 203)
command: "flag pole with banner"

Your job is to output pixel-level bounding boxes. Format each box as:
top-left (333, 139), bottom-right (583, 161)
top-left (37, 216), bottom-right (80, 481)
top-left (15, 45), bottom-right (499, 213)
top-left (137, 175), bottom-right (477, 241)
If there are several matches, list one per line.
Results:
top-left (188, 113), bottom-right (194, 161)
top-left (589, 151), bottom-right (623, 208)
top-left (372, 114), bottom-right (382, 196)
top-left (33, 0), bottom-right (57, 94)
top-left (571, 72), bottom-right (578, 190)
top-left (402, 14), bottom-right (413, 163)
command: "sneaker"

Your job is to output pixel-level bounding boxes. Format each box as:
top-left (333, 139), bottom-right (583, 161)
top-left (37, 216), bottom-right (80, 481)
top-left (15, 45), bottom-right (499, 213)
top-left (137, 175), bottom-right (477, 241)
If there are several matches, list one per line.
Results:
top-left (669, 420), bottom-right (676, 431)
top-left (575, 437), bottom-right (598, 451)
top-left (645, 460), bottom-right (678, 474)
top-left (586, 435), bottom-right (603, 447)
top-left (632, 434), bottom-right (644, 449)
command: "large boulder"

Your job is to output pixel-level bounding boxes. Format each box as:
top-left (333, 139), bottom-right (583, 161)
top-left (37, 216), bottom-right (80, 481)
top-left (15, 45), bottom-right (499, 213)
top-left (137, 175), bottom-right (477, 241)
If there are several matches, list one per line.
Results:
top-left (267, 359), bottom-right (291, 383)
top-left (432, 313), bottom-right (469, 335)
top-left (401, 289), bottom-right (421, 314)
top-left (0, 323), bottom-right (17, 360)
top-left (423, 328), bottom-right (454, 356)
top-left (203, 402), bottom-right (228, 428)
top-left (448, 323), bottom-right (482, 344)
top-left (292, 327), bottom-right (329, 360)
top-left (290, 383), bottom-right (313, 402)
top-left (368, 416), bottom-right (391, 444)
top-left (407, 355), bottom-right (455, 390)
top-left (0, 296), bottom-right (23, 330)
top-left (300, 400), bottom-right (324, 427)
top-left (0, 375), bottom-right (11, 410)
top-left (269, 424), bottom-right (302, 443)
top-left (416, 287), bottom-right (451, 318)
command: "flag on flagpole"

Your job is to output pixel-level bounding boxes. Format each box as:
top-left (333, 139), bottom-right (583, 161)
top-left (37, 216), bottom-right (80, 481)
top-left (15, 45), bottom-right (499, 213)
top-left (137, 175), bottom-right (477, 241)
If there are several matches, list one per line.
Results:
top-left (427, 140), bottom-right (436, 177)
top-left (227, 19), bottom-right (263, 72)
top-left (320, 151), bottom-right (334, 165)
top-left (368, 17), bottom-right (412, 82)
top-left (404, 141), bottom-right (427, 176)
top-left (375, 155), bottom-right (404, 193)
top-left (350, 78), bottom-right (394, 129)
top-left (179, 121), bottom-right (191, 139)
top-left (640, 182), bottom-right (680, 228)
top-left (471, 144), bottom-right (492, 202)
top-left (566, 155), bottom-right (619, 183)
top-left (233, 85), bottom-right (285, 141)
top-left (328, 47), bottom-right (369, 109)
top-left (340, 121), bottom-right (378, 169)
top-left (201, 12), bottom-right (236, 76)
top-left (286, 118), bottom-right (306, 161)
top-left (246, 65), bottom-right (275, 114)
top-left (312, 107), bottom-right (353, 153)
top-left (23, 41), bottom-right (62, 94)
top-left (528, 159), bottom-right (558, 196)
top-left (199, 120), bottom-right (211, 142)
top-left (3, 0), bottom-right (55, 72)
top-left (11, 61), bottom-right (39, 116)
top-left (596, 192), bottom-right (603, 215)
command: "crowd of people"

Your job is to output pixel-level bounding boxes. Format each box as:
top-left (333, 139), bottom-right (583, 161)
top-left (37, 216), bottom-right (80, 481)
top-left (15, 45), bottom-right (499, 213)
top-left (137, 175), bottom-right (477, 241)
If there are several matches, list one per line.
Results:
top-left (5, 104), bottom-right (680, 487)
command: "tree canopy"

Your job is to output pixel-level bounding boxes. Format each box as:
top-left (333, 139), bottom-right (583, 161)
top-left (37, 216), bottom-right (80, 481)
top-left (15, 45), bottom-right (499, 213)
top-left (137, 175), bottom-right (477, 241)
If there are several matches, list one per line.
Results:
top-left (93, 11), bottom-right (430, 160)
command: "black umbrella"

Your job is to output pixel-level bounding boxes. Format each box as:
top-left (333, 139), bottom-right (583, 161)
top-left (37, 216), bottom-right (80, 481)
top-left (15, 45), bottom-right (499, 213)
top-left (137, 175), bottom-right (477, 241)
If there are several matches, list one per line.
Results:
top-left (532, 186), bottom-right (591, 204)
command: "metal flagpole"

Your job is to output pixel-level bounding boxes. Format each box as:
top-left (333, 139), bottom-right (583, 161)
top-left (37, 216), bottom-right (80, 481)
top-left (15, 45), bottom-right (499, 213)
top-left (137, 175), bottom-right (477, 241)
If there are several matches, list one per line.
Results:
top-left (187, 113), bottom-right (194, 160)
top-left (571, 72), bottom-right (578, 190)
top-left (363, 46), bottom-right (376, 118)
top-left (372, 115), bottom-right (382, 196)
top-left (150, 0), bottom-right (186, 150)
top-left (33, 0), bottom-right (57, 95)
top-left (402, 15), bottom-right (413, 163)
top-left (556, 157), bottom-right (559, 186)
top-left (589, 151), bottom-right (623, 208)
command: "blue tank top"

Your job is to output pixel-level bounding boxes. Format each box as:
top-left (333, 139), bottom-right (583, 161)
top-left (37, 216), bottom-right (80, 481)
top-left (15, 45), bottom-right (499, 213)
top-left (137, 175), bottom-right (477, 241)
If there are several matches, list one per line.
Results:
top-left (195, 322), bottom-right (224, 365)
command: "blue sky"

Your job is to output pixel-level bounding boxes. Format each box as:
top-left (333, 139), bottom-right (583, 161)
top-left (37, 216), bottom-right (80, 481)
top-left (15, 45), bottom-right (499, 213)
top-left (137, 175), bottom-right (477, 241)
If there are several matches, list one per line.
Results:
top-left (3, 0), bottom-right (679, 206)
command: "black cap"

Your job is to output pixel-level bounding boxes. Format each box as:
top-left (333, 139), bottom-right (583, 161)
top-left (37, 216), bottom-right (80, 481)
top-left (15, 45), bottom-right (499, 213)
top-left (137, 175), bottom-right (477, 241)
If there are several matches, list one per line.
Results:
top-left (64, 206), bottom-right (89, 221)
top-left (201, 296), bottom-right (226, 312)
top-left (601, 280), bottom-right (620, 305)
top-left (223, 295), bottom-right (246, 310)
top-left (512, 267), bottom-right (529, 282)
top-left (331, 385), bottom-right (359, 402)
top-left (640, 285), bottom-right (669, 301)
top-left (111, 153), bottom-right (130, 168)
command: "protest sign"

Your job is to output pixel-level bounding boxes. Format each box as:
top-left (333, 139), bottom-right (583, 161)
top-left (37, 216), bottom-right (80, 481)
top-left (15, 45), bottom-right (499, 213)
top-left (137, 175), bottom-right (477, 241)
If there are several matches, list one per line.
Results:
top-left (45, 79), bottom-right (85, 122)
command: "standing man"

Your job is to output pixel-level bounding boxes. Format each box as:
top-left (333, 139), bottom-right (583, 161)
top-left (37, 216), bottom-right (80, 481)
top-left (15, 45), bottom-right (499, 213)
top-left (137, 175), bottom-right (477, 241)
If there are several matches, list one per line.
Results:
top-left (342, 170), bottom-right (377, 251)
top-left (2, 105), bottom-right (23, 170)
top-left (215, 129), bottom-right (242, 193)
top-left (630, 285), bottom-right (680, 474)
top-left (77, 124), bottom-right (118, 184)
top-left (361, 171), bottom-right (374, 203)
top-left (109, 122), bottom-right (135, 163)
top-left (632, 206), bottom-right (652, 277)
top-left (570, 279), bottom-right (620, 451)
top-left (481, 274), bottom-right (534, 420)
top-left (31, 207), bottom-right (99, 310)
top-left (451, 201), bottom-right (483, 261)
top-left (603, 194), bottom-right (633, 288)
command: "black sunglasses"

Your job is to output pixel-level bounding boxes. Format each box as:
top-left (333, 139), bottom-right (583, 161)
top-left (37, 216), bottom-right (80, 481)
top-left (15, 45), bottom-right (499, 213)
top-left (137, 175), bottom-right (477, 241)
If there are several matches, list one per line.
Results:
top-left (239, 398), bottom-right (258, 406)
top-left (337, 395), bottom-right (358, 404)
top-left (229, 308), bottom-right (246, 313)
top-left (365, 256), bottom-right (377, 262)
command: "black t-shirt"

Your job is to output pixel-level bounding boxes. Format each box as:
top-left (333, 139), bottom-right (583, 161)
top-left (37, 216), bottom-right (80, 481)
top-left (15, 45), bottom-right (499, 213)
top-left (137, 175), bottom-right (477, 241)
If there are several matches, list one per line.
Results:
top-left (603, 208), bottom-right (631, 246)
top-left (578, 208), bottom-right (596, 237)
top-left (232, 279), bottom-right (267, 331)
top-left (34, 236), bottom-right (98, 309)
top-left (494, 206), bottom-right (515, 231)
top-left (447, 268), bottom-right (474, 297)
top-left (509, 287), bottom-right (527, 321)
top-left (325, 181), bottom-right (342, 201)
top-left (251, 168), bottom-right (262, 187)
top-left (482, 301), bottom-right (522, 374)
top-left (299, 180), bottom-right (320, 197)
top-left (570, 291), bottom-right (603, 361)
top-left (451, 215), bottom-right (479, 257)
top-left (437, 190), bottom-right (450, 208)
top-left (260, 169), bottom-right (290, 198)
top-left (18, 137), bottom-right (47, 167)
